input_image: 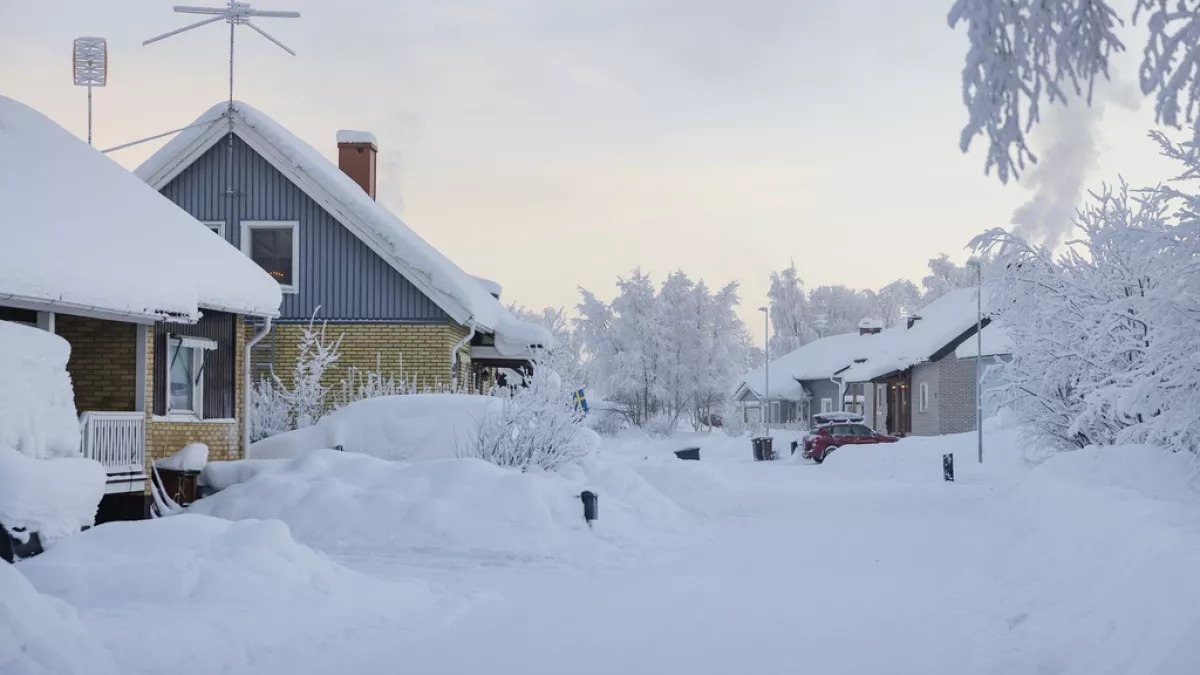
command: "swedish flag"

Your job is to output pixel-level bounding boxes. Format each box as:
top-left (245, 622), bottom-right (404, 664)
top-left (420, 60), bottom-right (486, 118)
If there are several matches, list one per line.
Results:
top-left (572, 389), bottom-right (589, 414)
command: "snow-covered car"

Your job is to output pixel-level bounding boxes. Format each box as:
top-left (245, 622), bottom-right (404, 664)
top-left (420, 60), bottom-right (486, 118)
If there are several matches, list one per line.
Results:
top-left (802, 422), bottom-right (898, 463)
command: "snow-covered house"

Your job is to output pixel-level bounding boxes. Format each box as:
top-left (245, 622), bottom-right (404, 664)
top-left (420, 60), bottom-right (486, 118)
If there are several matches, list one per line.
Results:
top-left (732, 327), bottom-right (885, 427)
top-left (0, 96), bottom-right (281, 506)
top-left (838, 288), bottom-right (1011, 436)
top-left (136, 101), bottom-right (550, 391)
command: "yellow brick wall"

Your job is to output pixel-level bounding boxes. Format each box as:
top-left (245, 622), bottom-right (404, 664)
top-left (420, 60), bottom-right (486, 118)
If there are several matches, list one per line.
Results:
top-left (143, 315), bottom-right (246, 473)
top-left (57, 315), bottom-right (137, 412)
top-left (252, 321), bottom-right (473, 393)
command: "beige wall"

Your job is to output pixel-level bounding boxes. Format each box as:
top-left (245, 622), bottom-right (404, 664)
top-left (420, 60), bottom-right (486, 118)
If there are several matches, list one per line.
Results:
top-left (252, 321), bottom-right (472, 393)
top-left (58, 314), bottom-right (137, 413)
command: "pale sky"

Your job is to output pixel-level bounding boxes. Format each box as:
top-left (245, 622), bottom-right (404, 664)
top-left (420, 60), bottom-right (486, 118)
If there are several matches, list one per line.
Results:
top-left (0, 0), bottom-right (1181, 342)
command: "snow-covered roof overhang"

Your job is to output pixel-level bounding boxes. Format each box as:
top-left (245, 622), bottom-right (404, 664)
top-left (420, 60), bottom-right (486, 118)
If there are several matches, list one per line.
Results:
top-left (136, 102), bottom-right (549, 349)
top-left (0, 96), bottom-right (281, 322)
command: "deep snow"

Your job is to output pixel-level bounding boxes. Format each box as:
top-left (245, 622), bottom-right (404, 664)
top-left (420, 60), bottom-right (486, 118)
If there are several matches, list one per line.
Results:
top-left (10, 426), bottom-right (1200, 675)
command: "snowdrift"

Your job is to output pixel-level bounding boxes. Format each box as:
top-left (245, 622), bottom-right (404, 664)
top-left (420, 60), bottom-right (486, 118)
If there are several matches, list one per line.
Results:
top-left (0, 562), bottom-right (117, 675)
top-left (0, 445), bottom-right (105, 548)
top-left (249, 394), bottom-right (502, 461)
top-left (18, 515), bottom-right (434, 675)
top-left (0, 320), bottom-right (80, 459)
top-left (989, 444), bottom-right (1200, 675)
top-left (190, 450), bottom-right (705, 565)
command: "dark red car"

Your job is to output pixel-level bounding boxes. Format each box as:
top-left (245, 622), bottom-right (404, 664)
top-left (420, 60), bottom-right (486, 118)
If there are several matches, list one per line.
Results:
top-left (802, 422), bottom-right (898, 463)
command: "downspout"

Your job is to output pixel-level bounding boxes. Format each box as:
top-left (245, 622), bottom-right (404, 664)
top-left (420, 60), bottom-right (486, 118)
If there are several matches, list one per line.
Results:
top-left (243, 316), bottom-right (273, 456)
top-left (829, 374), bottom-right (846, 413)
top-left (450, 320), bottom-right (477, 391)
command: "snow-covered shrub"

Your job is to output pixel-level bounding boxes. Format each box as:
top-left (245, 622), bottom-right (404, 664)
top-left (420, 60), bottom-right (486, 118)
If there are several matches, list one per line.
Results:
top-left (470, 366), bottom-right (593, 471)
top-left (277, 313), bottom-right (342, 428)
top-left (0, 444), bottom-right (105, 550)
top-left (0, 320), bottom-right (80, 458)
top-left (249, 377), bottom-right (291, 442)
top-left (644, 413), bottom-right (677, 438)
top-left (587, 408), bottom-right (625, 437)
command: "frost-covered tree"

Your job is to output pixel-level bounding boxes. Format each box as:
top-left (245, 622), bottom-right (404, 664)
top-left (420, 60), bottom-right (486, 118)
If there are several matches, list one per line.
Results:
top-left (510, 305), bottom-right (586, 390)
top-left (920, 254), bottom-right (977, 305)
top-left (873, 279), bottom-right (923, 327)
top-left (767, 261), bottom-right (816, 354)
top-left (974, 178), bottom-right (1200, 455)
top-left (949, 0), bottom-right (1200, 181)
top-left (574, 269), bottom-right (753, 431)
top-left (807, 285), bottom-right (873, 336)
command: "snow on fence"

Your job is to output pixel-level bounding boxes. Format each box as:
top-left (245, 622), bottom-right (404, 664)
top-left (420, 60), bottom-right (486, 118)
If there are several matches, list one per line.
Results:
top-left (79, 411), bottom-right (145, 492)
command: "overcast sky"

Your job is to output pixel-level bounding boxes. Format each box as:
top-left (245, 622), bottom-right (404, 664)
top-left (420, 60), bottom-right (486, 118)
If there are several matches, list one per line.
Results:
top-left (0, 0), bottom-right (1180, 341)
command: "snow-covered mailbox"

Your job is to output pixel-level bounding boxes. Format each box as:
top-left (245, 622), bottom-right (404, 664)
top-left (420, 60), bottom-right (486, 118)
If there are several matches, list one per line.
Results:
top-left (0, 321), bottom-right (105, 561)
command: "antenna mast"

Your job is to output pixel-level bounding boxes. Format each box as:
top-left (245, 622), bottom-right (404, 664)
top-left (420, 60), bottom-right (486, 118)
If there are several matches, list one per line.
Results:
top-left (73, 37), bottom-right (108, 146)
top-left (144, 2), bottom-right (300, 112)
top-left (143, 2), bottom-right (299, 195)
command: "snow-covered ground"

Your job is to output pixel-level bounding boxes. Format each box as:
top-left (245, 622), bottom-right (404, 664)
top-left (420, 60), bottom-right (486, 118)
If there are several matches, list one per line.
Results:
top-left (7, 424), bottom-right (1200, 675)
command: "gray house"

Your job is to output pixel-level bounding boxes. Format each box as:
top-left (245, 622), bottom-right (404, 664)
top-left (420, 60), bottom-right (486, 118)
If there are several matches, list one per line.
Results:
top-left (841, 289), bottom-right (1011, 436)
top-left (136, 101), bottom-right (548, 391)
top-left (732, 327), bottom-right (884, 428)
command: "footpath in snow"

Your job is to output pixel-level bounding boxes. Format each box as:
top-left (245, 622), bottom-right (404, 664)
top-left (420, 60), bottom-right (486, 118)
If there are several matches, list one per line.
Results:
top-left (6, 427), bottom-right (1200, 675)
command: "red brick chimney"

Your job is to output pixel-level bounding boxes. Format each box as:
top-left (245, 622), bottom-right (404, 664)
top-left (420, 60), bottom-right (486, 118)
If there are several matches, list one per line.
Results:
top-left (337, 130), bottom-right (377, 200)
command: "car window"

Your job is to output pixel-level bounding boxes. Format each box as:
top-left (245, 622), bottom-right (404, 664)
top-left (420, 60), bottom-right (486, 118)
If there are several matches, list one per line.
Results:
top-left (850, 425), bottom-right (875, 436)
top-left (831, 424), bottom-right (854, 436)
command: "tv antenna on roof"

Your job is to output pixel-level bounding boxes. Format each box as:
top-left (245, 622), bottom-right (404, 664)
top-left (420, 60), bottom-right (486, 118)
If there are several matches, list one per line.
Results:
top-left (143, 2), bottom-right (300, 110)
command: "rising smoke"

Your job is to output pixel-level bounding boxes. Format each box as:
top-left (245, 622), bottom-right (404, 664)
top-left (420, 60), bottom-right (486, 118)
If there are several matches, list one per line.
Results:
top-left (1010, 81), bottom-right (1140, 250)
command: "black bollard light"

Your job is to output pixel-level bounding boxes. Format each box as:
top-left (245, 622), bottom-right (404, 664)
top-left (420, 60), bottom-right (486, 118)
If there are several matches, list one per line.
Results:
top-left (943, 453), bottom-right (955, 482)
top-left (581, 491), bottom-right (599, 526)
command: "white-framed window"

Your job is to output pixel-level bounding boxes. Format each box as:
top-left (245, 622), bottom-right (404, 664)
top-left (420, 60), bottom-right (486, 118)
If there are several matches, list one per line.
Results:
top-left (919, 382), bottom-right (930, 412)
top-left (166, 335), bottom-right (215, 417)
top-left (240, 220), bottom-right (299, 292)
top-left (204, 221), bottom-right (225, 238)
top-left (820, 398), bottom-right (833, 414)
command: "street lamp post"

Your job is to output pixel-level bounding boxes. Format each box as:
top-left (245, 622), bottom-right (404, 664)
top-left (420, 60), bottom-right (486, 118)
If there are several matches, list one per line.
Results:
top-left (758, 306), bottom-right (769, 437)
top-left (968, 258), bottom-right (983, 464)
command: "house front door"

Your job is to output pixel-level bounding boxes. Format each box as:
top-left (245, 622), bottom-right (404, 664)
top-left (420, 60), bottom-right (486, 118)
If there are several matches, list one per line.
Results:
top-left (883, 376), bottom-right (912, 436)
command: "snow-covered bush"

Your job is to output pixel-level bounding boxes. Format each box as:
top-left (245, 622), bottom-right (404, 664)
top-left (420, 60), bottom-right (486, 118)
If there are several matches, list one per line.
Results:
top-left (0, 444), bottom-right (105, 550)
top-left (644, 413), bottom-right (677, 439)
top-left (249, 378), bottom-right (291, 442)
top-left (278, 313), bottom-right (342, 428)
top-left (587, 407), bottom-right (626, 437)
top-left (470, 366), bottom-right (593, 471)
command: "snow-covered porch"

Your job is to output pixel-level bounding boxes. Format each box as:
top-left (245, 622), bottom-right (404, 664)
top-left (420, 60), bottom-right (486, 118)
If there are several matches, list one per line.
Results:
top-left (52, 313), bottom-right (148, 494)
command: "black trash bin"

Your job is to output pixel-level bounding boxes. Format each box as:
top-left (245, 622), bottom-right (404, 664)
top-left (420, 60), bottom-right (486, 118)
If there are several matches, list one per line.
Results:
top-left (674, 447), bottom-right (701, 461)
top-left (752, 437), bottom-right (776, 461)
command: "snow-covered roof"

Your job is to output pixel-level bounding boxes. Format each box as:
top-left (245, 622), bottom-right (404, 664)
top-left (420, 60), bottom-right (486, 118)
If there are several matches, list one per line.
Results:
top-left (954, 320), bottom-right (1012, 359)
top-left (0, 96), bottom-right (281, 321)
top-left (136, 101), bottom-right (549, 354)
top-left (857, 317), bottom-right (883, 330)
top-left (471, 275), bottom-right (502, 299)
top-left (840, 288), bottom-right (991, 382)
top-left (736, 332), bottom-right (883, 400)
top-left (336, 130), bottom-right (376, 146)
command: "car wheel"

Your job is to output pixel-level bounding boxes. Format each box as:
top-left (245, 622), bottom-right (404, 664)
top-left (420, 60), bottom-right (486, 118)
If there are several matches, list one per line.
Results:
top-left (819, 445), bottom-right (839, 463)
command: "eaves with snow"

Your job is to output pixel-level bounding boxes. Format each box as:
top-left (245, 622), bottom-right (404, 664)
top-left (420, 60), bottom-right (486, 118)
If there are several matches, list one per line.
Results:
top-left (0, 96), bottom-right (282, 323)
top-left (735, 332), bottom-right (881, 401)
top-left (136, 101), bottom-right (550, 355)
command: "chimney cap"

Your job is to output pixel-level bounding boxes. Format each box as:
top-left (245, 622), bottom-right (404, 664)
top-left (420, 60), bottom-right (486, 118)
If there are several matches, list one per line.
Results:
top-left (337, 129), bottom-right (377, 147)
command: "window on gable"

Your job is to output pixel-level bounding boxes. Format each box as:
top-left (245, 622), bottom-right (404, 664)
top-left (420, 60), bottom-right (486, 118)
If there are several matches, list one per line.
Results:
top-left (241, 221), bottom-right (298, 291)
top-left (166, 335), bottom-right (214, 416)
top-left (204, 221), bottom-right (225, 238)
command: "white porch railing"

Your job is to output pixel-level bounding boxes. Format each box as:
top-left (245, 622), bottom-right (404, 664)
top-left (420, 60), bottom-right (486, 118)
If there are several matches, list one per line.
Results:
top-left (80, 411), bottom-right (146, 494)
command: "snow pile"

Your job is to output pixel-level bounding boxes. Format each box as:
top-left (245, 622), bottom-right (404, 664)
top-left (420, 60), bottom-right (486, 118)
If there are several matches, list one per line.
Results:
top-left (0, 96), bottom-right (281, 320)
top-left (0, 320), bottom-right (79, 459)
top-left (0, 444), bottom-right (105, 548)
top-left (989, 445), bottom-right (1200, 675)
top-left (136, 101), bottom-right (546, 352)
top-left (249, 394), bottom-right (503, 461)
top-left (190, 450), bottom-right (700, 565)
top-left (819, 422), bottom-right (1028, 483)
top-left (201, 458), bottom-right (284, 491)
top-left (0, 562), bottom-right (118, 675)
top-left (154, 442), bottom-right (208, 472)
top-left (19, 515), bottom-right (434, 675)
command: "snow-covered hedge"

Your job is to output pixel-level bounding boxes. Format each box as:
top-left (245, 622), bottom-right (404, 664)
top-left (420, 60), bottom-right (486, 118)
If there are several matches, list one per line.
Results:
top-left (0, 320), bottom-right (80, 458)
top-left (0, 445), bottom-right (105, 549)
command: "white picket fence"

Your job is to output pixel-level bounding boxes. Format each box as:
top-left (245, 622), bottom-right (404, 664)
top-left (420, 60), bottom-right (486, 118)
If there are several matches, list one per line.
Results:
top-left (80, 411), bottom-right (146, 493)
